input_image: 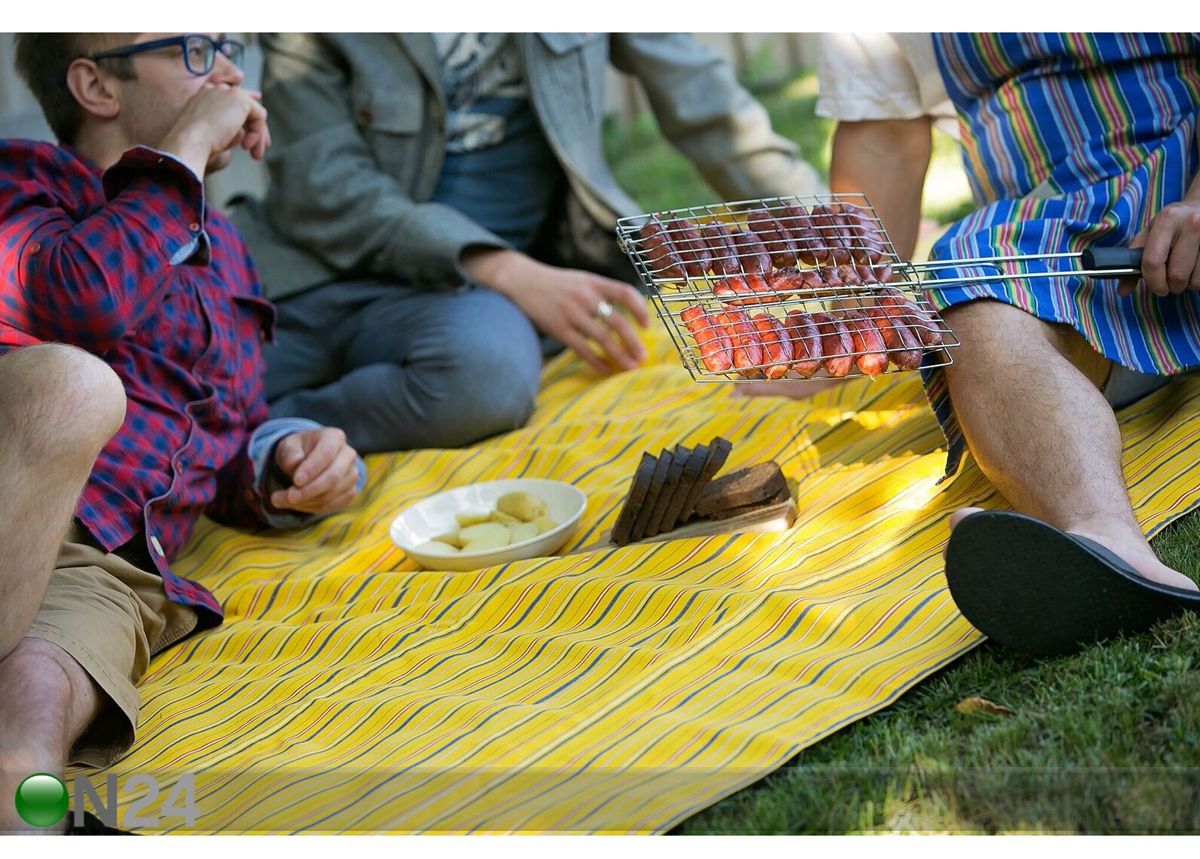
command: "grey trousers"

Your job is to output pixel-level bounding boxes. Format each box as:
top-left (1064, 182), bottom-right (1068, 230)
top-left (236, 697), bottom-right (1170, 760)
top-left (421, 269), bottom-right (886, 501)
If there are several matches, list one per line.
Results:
top-left (264, 280), bottom-right (543, 454)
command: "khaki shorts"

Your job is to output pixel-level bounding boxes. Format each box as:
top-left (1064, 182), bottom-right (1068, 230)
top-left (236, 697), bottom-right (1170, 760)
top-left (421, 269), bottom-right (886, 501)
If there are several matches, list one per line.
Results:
top-left (26, 524), bottom-right (198, 767)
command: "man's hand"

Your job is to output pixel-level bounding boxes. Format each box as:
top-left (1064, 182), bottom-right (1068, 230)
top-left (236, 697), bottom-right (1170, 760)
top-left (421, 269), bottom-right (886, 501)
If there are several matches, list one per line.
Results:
top-left (159, 84), bottom-right (271, 180)
top-left (463, 249), bottom-right (651, 374)
top-left (1120, 197), bottom-right (1200, 298)
top-left (267, 428), bottom-right (360, 515)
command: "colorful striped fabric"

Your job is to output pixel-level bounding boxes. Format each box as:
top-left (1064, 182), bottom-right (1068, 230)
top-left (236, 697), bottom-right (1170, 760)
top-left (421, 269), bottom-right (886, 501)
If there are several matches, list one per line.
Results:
top-left (925, 33), bottom-right (1200, 474)
top-left (69, 326), bottom-right (1200, 833)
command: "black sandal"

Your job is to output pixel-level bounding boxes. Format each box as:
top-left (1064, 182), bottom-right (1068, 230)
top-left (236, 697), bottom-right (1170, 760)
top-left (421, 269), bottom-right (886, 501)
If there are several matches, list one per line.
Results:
top-left (945, 510), bottom-right (1200, 657)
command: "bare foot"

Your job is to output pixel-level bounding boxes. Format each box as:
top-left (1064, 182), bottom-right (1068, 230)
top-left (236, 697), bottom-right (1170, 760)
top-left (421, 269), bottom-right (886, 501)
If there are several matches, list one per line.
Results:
top-left (947, 507), bottom-right (1199, 592)
top-left (1067, 526), bottom-right (1198, 591)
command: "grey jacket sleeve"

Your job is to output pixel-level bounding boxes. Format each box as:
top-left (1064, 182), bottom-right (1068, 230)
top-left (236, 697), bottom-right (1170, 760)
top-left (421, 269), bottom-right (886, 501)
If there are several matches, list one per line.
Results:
top-left (609, 34), bottom-right (827, 201)
top-left (259, 33), bottom-right (508, 290)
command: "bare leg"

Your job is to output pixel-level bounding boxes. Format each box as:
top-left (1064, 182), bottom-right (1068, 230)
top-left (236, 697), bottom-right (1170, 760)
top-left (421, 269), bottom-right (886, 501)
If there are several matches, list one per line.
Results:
top-left (0, 345), bottom-right (126, 832)
top-left (830, 117), bottom-right (933, 261)
top-left (941, 300), bottom-right (1196, 591)
top-left (0, 639), bottom-right (103, 834)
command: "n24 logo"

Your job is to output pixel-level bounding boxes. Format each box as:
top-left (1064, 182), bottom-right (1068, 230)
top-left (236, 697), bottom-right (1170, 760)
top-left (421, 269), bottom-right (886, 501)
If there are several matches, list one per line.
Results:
top-left (75, 772), bottom-right (199, 829)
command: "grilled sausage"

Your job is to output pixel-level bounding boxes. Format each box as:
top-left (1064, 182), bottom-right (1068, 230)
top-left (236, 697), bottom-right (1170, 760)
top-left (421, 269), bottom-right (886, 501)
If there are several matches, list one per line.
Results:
top-left (682, 306), bottom-right (734, 372)
top-left (811, 204), bottom-right (854, 265)
top-left (837, 203), bottom-right (887, 264)
top-left (713, 274), bottom-right (758, 305)
top-left (811, 311), bottom-right (855, 377)
top-left (878, 288), bottom-right (944, 347)
top-left (857, 262), bottom-right (895, 284)
top-left (701, 224), bottom-right (742, 276)
top-left (864, 305), bottom-right (923, 371)
top-left (746, 209), bottom-right (798, 268)
top-left (663, 217), bottom-right (712, 278)
top-left (836, 263), bottom-right (863, 286)
top-left (765, 267), bottom-right (809, 300)
top-left (741, 272), bottom-right (774, 303)
top-left (729, 229), bottom-right (772, 276)
top-left (819, 264), bottom-right (844, 289)
top-left (784, 310), bottom-right (824, 378)
top-left (842, 311), bottom-right (890, 377)
top-left (776, 205), bottom-right (824, 265)
top-left (638, 217), bottom-right (687, 280)
top-left (751, 312), bottom-right (794, 379)
top-left (716, 308), bottom-right (765, 376)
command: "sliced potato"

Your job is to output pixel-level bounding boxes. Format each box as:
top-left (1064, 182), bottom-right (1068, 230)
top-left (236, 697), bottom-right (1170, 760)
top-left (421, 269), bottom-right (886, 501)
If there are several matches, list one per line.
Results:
top-left (532, 515), bottom-right (559, 535)
top-left (496, 491), bottom-right (547, 523)
top-left (434, 530), bottom-right (464, 548)
top-left (509, 521), bottom-right (540, 544)
top-left (456, 510), bottom-right (492, 528)
top-left (421, 539), bottom-right (461, 555)
top-left (462, 530), bottom-right (512, 552)
top-left (458, 522), bottom-right (512, 548)
top-left (489, 509), bottom-right (521, 525)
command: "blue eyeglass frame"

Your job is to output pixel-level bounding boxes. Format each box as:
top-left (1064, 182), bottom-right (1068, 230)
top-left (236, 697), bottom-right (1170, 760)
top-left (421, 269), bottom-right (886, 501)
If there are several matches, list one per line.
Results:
top-left (87, 34), bottom-right (245, 76)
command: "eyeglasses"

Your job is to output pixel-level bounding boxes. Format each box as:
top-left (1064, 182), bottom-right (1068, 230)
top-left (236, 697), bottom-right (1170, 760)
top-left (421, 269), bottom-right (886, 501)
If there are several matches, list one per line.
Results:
top-left (88, 34), bottom-right (245, 77)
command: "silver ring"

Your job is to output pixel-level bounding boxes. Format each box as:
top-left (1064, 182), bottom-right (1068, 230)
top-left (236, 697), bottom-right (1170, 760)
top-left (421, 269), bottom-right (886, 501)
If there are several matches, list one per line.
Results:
top-left (595, 299), bottom-right (614, 320)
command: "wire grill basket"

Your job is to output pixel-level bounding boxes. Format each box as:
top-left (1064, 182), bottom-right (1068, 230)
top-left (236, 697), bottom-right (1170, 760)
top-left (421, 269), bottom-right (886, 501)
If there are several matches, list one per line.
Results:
top-left (616, 194), bottom-right (958, 382)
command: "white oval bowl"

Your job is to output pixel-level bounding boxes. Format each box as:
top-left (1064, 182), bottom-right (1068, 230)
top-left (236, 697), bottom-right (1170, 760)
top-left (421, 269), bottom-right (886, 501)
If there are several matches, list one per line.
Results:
top-left (389, 478), bottom-right (588, 571)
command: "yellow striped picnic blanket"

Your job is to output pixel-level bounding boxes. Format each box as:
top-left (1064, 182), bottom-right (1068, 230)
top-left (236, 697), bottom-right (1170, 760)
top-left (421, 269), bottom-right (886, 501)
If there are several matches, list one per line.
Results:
top-left (84, 326), bottom-right (1200, 833)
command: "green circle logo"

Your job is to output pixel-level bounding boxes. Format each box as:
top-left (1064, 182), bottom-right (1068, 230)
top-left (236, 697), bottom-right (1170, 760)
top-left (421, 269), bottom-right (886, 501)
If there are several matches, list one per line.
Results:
top-left (14, 773), bottom-right (69, 828)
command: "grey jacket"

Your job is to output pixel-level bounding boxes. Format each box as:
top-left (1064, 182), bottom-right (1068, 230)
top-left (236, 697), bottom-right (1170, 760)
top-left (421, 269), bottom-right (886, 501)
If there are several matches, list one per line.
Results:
top-left (239, 33), bottom-right (825, 300)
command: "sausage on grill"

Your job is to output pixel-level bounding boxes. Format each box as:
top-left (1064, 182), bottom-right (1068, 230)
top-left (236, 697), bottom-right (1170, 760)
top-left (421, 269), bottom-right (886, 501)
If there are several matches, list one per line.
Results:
top-left (784, 310), bottom-right (824, 378)
top-left (751, 312), bottom-right (794, 379)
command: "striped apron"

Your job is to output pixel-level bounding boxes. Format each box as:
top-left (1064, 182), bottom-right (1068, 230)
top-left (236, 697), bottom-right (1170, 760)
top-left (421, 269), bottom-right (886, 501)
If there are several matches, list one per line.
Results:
top-left (924, 33), bottom-right (1200, 476)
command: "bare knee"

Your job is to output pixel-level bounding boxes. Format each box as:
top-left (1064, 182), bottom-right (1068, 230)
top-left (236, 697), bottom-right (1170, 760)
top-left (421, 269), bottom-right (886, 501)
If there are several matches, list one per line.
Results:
top-left (0, 637), bottom-right (99, 731)
top-left (0, 344), bottom-right (126, 459)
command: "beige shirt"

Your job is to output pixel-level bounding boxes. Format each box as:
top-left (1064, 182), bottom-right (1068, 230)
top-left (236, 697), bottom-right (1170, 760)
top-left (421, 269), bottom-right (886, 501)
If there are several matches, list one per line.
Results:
top-left (816, 33), bottom-right (959, 139)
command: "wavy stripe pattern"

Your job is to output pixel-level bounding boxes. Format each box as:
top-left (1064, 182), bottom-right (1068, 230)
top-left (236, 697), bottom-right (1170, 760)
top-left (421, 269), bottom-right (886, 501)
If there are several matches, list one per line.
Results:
top-left (71, 325), bottom-right (1200, 833)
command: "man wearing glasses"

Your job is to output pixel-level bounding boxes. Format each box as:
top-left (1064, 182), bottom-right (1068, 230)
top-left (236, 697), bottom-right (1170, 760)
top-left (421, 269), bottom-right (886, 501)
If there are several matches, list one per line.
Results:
top-left (0, 33), bottom-right (365, 832)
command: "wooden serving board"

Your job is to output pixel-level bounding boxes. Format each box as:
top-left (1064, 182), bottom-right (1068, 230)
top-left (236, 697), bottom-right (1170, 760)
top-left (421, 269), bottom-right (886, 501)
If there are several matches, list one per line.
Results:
top-left (569, 497), bottom-right (796, 554)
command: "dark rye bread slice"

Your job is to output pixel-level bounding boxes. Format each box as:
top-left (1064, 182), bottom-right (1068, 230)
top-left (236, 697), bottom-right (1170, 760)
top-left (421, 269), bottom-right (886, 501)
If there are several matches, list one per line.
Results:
top-left (630, 448), bottom-right (675, 543)
top-left (704, 481), bottom-right (792, 520)
top-left (644, 444), bottom-right (692, 538)
top-left (694, 461), bottom-right (787, 519)
top-left (679, 436), bottom-right (733, 524)
top-left (658, 443), bottom-right (709, 537)
top-left (612, 451), bottom-right (658, 546)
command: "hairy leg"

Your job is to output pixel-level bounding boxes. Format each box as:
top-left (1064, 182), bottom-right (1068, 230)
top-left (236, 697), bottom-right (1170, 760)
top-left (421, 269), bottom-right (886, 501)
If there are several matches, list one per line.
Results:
top-left (942, 300), bottom-right (1195, 590)
top-left (0, 345), bottom-right (126, 833)
top-left (0, 344), bottom-right (126, 656)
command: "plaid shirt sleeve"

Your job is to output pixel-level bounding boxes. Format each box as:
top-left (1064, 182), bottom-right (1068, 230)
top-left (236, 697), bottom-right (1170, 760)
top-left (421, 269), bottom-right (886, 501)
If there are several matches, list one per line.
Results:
top-left (1, 145), bottom-right (206, 354)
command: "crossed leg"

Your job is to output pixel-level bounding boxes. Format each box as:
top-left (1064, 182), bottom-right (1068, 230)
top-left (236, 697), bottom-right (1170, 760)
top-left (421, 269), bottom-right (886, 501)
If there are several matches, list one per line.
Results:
top-left (940, 300), bottom-right (1197, 592)
top-left (0, 345), bottom-right (127, 833)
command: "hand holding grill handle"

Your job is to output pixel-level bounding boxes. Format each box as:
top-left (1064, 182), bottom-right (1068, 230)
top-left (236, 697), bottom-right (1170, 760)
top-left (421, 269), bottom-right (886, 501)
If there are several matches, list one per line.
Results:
top-left (1081, 247), bottom-right (1143, 273)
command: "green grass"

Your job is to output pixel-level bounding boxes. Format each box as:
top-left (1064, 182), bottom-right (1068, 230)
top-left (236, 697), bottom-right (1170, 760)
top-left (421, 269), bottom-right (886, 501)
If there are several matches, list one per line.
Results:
top-left (604, 69), bottom-right (1200, 835)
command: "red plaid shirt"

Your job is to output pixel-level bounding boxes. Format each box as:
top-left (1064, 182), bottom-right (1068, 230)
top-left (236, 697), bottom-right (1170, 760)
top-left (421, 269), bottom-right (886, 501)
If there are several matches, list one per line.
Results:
top-left (1, 140), bottom-right (298, 626)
